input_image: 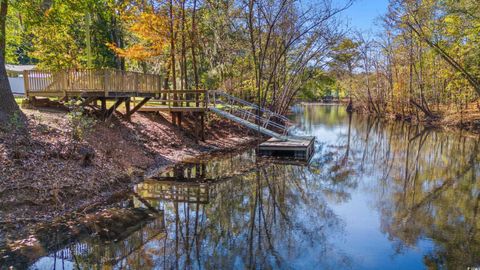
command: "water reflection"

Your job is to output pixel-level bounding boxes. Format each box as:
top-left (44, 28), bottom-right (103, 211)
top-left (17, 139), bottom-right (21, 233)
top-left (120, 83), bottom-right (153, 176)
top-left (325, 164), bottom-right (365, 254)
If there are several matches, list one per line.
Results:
top-left (4, 207), bottom-right (164, 269)
top-left (2, 105), bottom-right (480, 269)
top-left (133, 153), bottom-right (352, 269)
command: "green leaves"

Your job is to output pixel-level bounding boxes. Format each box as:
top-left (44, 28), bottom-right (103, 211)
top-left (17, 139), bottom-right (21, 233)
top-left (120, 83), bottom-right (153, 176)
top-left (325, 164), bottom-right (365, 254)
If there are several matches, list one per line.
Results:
top-left (8, 0), bottom-right (122, 69)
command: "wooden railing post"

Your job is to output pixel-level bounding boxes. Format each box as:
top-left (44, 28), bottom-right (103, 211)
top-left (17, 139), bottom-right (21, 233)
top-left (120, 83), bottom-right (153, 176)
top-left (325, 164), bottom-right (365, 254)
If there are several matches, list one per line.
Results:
top-left (23, 70), bottom-right (30, 98)
top-left (134, 73), bottom-right (138, 94)
top-left (104, 69), bottom-right (109, 97)
top-left (62, 70), bottom-right (67, 98)
top-left (204, 91), bottom-right (207, 109)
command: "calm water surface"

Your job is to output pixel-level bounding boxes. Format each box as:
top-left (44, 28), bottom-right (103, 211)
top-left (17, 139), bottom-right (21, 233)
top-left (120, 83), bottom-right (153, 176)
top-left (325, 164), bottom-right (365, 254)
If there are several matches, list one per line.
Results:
top-left (5, 105), bottom-right (480, 269)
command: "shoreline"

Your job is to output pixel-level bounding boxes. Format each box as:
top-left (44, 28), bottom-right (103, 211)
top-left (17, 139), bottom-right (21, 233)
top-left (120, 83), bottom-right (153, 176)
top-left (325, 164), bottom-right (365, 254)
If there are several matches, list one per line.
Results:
top-left (0, 108), bottom-right (262, 231)
top-left (298, 101), bottom-right (480, 134)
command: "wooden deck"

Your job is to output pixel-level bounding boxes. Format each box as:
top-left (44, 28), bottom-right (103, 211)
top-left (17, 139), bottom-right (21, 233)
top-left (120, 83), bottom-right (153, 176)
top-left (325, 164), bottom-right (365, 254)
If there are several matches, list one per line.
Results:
top-left (23, 69), bottom-right (208, 111)
top-left (23, 69), bottom-right (208, 139)
top-left (139, 106), bottom-right (206, 112)
top-left (23, 68), bottom-right (304, 144)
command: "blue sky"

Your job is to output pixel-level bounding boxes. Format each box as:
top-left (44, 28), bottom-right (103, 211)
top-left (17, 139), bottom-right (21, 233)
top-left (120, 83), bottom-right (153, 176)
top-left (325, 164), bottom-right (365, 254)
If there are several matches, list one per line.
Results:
top-left (342, 0), bottom-right (390, 33)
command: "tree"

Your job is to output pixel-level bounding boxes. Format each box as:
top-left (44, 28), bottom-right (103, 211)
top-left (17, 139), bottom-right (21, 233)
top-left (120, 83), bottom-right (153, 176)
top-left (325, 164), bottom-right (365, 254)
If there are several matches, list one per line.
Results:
top-left (15, 0), bottom-right (125, 70)
top-left (0, 0), bottom-right (19, 124)
top-left (334, 0), bottom-right (480, 121)
top-left (245, 0), bottom-right (353, 114)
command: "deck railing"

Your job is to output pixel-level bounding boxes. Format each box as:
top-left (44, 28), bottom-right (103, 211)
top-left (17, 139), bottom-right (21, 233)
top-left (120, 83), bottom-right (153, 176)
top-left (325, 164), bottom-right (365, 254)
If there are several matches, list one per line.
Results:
top-left (24, 69), bottom-right (164, 96)
top-left (23, 68), bottom-right (209, 107)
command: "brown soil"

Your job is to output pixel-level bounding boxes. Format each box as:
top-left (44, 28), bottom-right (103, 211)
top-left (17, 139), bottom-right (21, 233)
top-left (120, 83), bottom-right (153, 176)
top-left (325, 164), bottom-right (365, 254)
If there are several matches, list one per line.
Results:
top-left (0, 108), bottom-right (260, 227)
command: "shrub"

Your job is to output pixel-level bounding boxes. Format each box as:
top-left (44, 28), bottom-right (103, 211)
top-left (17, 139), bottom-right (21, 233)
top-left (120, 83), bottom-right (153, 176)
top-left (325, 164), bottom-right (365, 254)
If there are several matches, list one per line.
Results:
top-left (66, 101), bottom-right (96, 141)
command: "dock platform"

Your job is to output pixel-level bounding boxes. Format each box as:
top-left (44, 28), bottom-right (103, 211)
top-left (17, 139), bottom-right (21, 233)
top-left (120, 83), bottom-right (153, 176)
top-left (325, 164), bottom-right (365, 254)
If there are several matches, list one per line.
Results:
top-left (257, 136), bottom-right (315, 162)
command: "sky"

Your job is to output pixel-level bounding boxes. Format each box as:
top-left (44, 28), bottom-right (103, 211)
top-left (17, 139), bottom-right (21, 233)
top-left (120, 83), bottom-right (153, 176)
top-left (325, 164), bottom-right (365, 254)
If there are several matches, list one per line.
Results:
top-left (342, 0), bottom-right (390, 33)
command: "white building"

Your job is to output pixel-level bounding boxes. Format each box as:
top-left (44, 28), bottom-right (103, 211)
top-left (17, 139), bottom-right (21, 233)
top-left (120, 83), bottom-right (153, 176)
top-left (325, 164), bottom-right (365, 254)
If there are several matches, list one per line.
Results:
top-left (6, 64), bottom-right (36, 95)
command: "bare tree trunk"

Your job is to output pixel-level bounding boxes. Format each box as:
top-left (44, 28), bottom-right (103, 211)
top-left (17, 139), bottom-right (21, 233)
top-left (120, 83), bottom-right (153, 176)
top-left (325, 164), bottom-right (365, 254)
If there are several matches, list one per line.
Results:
top-left (180, 0), bottom-right (187, 105)
top-left (169, 0), bottom-right (177, 105)
top-left (247, 0), bottom-right (262, 126)
top-left (0, 0), bottom-right (19, 123)
top-left (110, 15), bottom-right (125, 70)
top-left (190, 0), bottom-right (200, 106)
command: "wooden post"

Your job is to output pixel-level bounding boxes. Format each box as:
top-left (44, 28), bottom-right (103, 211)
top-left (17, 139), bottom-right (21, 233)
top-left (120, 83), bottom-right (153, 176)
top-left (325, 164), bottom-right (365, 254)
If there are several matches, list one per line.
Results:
top-left (101, 98), bottom-right (106, 112)
top-left (134, 73), bottom-right (138, 95)
top-left (125, 98), bottom-right (131, 121)
top-left (171, 112), bottom-right (177, 126)
top-left (104, 98), bottom-right (126, 121)
top-left (200, 112), bottom-right (205, 141)
top-left (23, 70), bottom-right (30, 99)
top-left (194, 112), bottom-right (202, 143)
top-left (104, 69), bottom-right (109, 98)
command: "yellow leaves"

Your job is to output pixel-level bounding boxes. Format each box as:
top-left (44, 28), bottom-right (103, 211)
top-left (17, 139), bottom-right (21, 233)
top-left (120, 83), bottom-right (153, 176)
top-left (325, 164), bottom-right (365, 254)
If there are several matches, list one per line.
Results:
top-left (443, 14), bottom-right (461, 35)
top-left (130, 13), bottom-right (169, 41)
top-left (108, 43), bottom-right (160, 61)
top-left (109, 11), bottom-right (169, 61)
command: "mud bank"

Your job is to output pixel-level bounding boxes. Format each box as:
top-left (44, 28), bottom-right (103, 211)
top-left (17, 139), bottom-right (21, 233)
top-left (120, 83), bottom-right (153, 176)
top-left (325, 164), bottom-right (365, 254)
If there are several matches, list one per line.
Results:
top-left (0, 108), bottom-right (261, 228)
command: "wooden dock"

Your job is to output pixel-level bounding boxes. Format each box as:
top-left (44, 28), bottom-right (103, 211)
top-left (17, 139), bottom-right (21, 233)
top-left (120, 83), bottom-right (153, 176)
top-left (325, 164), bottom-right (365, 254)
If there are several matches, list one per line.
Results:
top-left (24, 69), bottom-right (208, 110)
top-left (23, 68), bottom-right (311, 146)
top-left (24, 68), bottom-right (208, 139)
top-left (257, 136), bottom-right (315, 162)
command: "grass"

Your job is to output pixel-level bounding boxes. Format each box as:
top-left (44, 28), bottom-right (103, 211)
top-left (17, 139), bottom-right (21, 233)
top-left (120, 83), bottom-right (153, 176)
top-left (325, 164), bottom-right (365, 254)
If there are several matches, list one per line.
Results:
top-left (15, 97), bottom-right (24, 105)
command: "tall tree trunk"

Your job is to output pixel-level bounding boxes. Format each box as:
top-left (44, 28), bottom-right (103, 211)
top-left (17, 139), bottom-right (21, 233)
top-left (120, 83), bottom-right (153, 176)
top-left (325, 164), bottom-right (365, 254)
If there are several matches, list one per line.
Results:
top-left (190, 0), bottom-right (200, 106)
top-left (0, 0), bottom-right (19, 123)
top-left (110, 15), bottom-right (125, 70)
top-left (180, 0), bottom-right (187, 105)
top-left (169, 0), bottom-right (177, 105)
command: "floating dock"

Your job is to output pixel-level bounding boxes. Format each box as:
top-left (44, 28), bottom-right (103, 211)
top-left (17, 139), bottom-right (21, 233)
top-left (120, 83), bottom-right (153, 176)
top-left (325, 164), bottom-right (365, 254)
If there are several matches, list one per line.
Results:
top-left (257, 136), bottom-right (315, 162)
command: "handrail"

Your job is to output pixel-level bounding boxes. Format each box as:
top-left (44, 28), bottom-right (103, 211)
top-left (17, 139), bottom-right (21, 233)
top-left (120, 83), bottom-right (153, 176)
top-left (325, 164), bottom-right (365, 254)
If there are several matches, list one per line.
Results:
top-left (209, 92), bottom-right (292, 138)
top-left (208, 90), bottom-right (291, 124)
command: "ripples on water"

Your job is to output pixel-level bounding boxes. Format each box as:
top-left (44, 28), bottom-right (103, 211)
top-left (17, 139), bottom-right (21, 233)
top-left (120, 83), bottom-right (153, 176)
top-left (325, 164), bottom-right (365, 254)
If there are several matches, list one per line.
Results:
top-left (2, 105), bottom-right (480, 270)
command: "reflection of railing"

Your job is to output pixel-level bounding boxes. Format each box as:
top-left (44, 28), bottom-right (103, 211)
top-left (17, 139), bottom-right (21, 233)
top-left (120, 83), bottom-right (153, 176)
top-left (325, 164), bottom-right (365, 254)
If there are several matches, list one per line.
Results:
top-left (137, 180), bottom-right (211, 204)
top-left (136, 156), bottom-right (266, 204)
top-left (53, 220), bottom-right (165, 264)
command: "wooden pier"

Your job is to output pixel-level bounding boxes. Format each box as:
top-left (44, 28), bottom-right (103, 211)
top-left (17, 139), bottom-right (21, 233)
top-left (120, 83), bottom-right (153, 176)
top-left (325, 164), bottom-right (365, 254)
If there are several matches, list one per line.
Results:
top-left (257, 136), bottom-right (315, 162)
top-left (23, 68), bottom-right (314, 148)
top-left (24, 68), bottom-right (207, 138)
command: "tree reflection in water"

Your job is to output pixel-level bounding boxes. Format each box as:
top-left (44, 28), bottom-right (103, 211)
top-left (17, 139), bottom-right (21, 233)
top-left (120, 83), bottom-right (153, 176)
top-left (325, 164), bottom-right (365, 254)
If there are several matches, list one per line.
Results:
top-left (135, 152), bottom-right (354, 269)
top-left (324, 110), bottom-right (479, 269)
top-left (2, 105), bottom-right (480, 269)
top-left (363, 123), bottom-right (480, 269)
top-left (295, 105), bottom-right (480, 268)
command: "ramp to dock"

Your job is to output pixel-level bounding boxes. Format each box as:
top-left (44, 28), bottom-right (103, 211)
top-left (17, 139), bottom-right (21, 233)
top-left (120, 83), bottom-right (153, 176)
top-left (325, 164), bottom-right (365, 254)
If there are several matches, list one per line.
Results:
top-left (208, 91), bottom-right (295, 141)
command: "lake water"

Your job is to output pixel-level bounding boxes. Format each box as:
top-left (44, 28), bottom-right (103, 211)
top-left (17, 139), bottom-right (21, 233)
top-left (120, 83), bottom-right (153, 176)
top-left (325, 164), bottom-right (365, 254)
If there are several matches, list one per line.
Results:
top-left (4, 105), bottom-right (480, 269)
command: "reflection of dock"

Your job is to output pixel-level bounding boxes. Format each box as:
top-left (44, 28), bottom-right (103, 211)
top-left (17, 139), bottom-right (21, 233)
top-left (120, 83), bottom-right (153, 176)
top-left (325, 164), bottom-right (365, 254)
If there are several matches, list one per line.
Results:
top-left (137, 179), bottom-right (212, 204)
top-left (136, 159), bottom-right (265, 204)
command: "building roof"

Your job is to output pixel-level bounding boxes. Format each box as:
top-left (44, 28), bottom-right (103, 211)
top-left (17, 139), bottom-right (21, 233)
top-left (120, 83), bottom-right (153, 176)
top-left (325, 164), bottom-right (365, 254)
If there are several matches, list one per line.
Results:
top-left (5, 64), bottom-right (36, 72)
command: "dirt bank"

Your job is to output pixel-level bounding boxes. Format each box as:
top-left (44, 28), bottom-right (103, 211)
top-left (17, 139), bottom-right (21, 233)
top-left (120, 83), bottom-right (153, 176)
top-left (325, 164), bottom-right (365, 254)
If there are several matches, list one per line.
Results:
top-left (0, 108), bottom-right (260, 226)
